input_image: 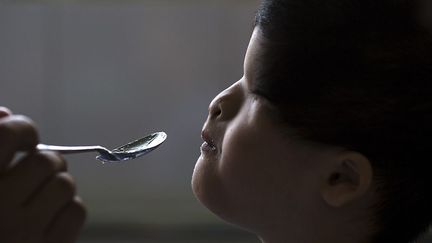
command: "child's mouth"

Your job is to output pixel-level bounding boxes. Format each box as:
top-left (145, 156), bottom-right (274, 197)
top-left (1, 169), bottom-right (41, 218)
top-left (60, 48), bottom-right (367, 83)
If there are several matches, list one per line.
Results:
top-left (201, 141), bottom-right (217, 153)
top-left (201, 130), bottom-right (218, 154)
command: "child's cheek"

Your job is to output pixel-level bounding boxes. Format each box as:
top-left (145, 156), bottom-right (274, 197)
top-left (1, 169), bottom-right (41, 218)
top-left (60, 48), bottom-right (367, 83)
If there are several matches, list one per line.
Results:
top-left (218, 101), bottom-right (271, 182)
top-left (218, 119), bottom-right (272, 199)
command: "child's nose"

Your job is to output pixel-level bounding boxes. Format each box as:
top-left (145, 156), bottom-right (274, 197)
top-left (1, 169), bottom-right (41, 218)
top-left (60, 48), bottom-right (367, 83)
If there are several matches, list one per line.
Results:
top-left (207, 80), bottom-right (242, 121)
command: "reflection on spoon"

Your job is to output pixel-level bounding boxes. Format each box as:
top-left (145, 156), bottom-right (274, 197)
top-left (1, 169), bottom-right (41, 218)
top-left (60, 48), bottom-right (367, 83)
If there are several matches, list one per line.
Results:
top-left (98, 132), bottom-right (167, 162)
top-left (36, 132), bottom-right (167, 163)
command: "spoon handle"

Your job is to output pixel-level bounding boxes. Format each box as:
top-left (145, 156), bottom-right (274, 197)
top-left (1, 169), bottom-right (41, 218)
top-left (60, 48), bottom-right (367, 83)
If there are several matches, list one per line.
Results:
top-left (37, 144), bottom-right (106, 154)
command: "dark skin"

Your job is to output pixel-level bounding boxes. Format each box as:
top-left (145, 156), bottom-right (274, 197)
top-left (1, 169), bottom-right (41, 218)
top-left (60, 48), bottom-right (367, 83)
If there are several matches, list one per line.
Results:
top-left (0, 106), bottom-right (86, 243)
top-left (192, 28), bottom-right (376, 243)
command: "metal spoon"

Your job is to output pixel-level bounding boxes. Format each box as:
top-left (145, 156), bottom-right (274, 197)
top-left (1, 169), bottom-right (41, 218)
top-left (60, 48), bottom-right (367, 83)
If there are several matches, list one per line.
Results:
top-left (36, 132), bottom-right (167, 163)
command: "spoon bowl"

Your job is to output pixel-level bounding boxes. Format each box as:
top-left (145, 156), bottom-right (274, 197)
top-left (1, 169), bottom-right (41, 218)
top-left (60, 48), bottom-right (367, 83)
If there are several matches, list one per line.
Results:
top-left (37, 132), bottom-right (167, 163)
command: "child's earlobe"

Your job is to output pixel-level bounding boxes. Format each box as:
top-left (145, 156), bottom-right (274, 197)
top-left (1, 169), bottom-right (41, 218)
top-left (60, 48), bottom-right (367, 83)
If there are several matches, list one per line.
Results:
top-left (321, 152), bottom-right (373, 207)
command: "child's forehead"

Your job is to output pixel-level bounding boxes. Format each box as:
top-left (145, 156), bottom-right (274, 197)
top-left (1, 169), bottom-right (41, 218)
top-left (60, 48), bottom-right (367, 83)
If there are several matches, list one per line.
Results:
top-left (244, 29), bottom-right (263, 79)
top-left (244, 28), bottom-right (293, 87)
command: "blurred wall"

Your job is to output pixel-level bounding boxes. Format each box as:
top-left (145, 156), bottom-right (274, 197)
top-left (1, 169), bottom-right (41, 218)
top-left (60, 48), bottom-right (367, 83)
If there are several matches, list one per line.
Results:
top-left (0, 1), bottom-right (259, 228)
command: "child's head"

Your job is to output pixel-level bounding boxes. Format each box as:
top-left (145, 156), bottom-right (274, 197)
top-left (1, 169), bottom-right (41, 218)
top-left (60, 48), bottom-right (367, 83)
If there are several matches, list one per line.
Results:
top-left (192, 1), bottom-right (432, 243)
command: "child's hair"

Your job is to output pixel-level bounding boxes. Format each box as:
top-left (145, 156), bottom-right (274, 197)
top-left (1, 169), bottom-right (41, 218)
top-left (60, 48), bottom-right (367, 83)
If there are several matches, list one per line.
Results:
top-left (253, 0), bottom-right (432, 242)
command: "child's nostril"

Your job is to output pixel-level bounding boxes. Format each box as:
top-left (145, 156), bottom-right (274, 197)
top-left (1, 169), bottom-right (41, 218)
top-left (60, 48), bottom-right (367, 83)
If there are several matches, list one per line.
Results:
top-left (210, 109), bottom-right (222, 120)
top-left (214, 109), bottom-right (222, 118)
top-left (209, 102), bottom-right (222, 119)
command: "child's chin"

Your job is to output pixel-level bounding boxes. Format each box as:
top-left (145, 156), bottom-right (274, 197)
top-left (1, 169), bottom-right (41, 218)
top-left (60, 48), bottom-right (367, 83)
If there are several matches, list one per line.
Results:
top-left (191, 157), bottom-right (231, 218)
top-left (191, 181), bottom-right (252, 231)
top-left (191, 157), bottom-right (213, 202)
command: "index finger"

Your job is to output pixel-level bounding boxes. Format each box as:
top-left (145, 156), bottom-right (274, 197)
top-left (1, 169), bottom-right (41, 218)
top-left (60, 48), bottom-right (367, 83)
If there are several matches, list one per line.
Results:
top-left (0, 115), bottom-right (39, 172)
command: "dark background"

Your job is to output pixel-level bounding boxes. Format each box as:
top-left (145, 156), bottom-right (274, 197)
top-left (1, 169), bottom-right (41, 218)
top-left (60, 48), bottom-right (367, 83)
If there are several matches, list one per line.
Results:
top-left (1, 1), bottom-right (431, 242)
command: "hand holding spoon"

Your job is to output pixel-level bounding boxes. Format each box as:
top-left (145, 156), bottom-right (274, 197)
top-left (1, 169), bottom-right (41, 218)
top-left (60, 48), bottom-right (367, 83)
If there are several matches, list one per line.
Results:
top-left (37, 132), bottom-right (167, 163)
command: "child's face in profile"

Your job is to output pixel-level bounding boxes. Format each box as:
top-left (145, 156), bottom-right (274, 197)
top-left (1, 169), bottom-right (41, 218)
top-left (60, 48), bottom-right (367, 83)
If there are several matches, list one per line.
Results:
top-left (191, 27), bottom-right (350, 238)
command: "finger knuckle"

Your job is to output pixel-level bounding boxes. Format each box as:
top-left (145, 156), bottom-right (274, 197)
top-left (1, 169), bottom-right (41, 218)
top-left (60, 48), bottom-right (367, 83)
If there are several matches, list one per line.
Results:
top-left (53, 173), bottom-right (76, 198)
top-left (0, 115), bottom-right (38, 143)
top-left (71, 198), bottom-right (87, 222)
top-left (34, 152), bottom-right (67, 173)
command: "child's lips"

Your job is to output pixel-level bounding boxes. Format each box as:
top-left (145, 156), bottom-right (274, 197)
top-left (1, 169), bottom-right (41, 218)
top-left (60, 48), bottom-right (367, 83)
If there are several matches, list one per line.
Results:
top-left (200, 142), bottom-right (217, 153)
top-left (201, 130), bottom-right (218, 154)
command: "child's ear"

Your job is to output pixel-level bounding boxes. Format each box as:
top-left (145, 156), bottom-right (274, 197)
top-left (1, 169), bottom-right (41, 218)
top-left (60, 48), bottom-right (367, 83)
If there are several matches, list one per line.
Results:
top-left (320, 151), bottom-right (373, 207)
